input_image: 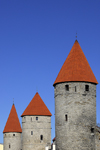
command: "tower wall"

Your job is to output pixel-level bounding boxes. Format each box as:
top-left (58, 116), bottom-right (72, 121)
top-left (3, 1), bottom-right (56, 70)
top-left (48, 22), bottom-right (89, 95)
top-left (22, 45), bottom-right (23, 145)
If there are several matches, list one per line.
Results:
top-left (95, 128), bottom-right (100, 150)
top-left (22, 115), bottom-right (51, 150)
top-left (54, 82), bottom-right (96, 150)
top-left (3, 132), bottom-right (21, 150)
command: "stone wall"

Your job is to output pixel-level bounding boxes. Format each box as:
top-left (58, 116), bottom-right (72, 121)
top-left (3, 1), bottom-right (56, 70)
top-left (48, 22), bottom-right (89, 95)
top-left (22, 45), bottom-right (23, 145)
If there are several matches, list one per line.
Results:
top-left (54, 82), bottom-right (96, 150)
top-left (22, 115), bottom-right (51, 150)
top-left (95, 127), bottom-right (100, 150)
top-left (3, 132), bottom-right (21, 150)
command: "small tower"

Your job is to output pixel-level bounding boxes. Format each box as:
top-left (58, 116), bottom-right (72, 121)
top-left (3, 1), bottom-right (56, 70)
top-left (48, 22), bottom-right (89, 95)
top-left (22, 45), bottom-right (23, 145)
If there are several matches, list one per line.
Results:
top-left (53, 40), bottom-right (98, 150)
top-left (21, 92), bottom-right (52, 150)
top-left (3, 104), bottom-right (22, 150)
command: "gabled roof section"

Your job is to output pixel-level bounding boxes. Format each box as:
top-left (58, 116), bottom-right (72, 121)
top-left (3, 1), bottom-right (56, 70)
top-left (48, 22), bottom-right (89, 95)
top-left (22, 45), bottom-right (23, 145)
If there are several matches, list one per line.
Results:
top-left (3, 104), bottom-right (22, 133)
top-left (21, 92), bottom-right (52, 117)
top-left (53, 40), bottom-right (98, 86)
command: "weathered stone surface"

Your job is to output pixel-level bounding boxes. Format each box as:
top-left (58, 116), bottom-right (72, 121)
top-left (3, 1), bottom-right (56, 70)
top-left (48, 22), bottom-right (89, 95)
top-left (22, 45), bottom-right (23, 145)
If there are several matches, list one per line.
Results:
top-left (3, 132), bottom-right (21, 150)
top-left (22, 115), bottom-right (51, 150)
top-left (54, 82), bottom-right (96, 150)
top-left (95, 127), bottom-right (100, 150)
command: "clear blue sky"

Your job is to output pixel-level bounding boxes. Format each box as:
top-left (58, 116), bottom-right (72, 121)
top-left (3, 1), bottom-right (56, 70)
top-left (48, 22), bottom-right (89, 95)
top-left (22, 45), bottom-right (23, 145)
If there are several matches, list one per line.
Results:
top-left (0, 0), bottom-right (100, 143)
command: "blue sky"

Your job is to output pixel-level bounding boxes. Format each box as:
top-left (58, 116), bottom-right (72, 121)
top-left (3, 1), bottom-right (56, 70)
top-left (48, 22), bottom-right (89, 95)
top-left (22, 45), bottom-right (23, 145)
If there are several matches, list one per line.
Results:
top-left (0, 0), bottom-right (100, 143)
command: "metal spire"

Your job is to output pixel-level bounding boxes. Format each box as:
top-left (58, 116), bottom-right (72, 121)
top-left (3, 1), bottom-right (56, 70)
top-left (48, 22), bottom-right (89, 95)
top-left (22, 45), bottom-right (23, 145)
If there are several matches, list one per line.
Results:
top-left (13, 98), bottom-right (14, 105)
top-left (75, 32), bottom-right (77, 40)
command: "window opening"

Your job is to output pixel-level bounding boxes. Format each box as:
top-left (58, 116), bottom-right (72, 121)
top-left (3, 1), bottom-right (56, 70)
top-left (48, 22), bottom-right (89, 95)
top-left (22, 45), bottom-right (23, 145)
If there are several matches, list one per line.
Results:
top-left (75, 86), bottom-right (77, 92)
top-left (91, 127), bottom-right (94, 133)
top-left (31, 117), bottom-right (32, 121)
top-left (23, 116), bottom-right (26, 122)
top-left (40, 135), bottom-right (43, 140)
top-left (13, 134), bottom-right (15, 136)
top-left (85, 85), bottom-right (89, 91)
top-left (65, 85), bottom-right (69, 91)
top-left (65, 114), bottom-right (68, 121)
top-left (31, 131), bottom-right (33, 135)
top-left (9, 144), bottom-right (11, 148)
top-left (36, 117), bottom-right (38, 120)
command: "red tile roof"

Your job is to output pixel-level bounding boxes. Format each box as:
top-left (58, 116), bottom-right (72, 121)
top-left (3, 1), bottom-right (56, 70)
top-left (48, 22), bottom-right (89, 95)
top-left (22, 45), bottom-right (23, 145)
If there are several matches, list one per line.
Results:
top-left (3, 104), bottom-right (22, 133)
top-left (53, 40), bottom-right (98, 85)
top-left (21, 92), bottom-right (52, 117)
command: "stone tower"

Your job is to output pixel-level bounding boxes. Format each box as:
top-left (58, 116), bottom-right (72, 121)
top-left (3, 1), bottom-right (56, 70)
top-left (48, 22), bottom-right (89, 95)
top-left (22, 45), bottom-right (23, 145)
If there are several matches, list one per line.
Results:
top-left (3, 104), bottom-right (22, 150)
top-left (53, 40), bottom-right (98, 150)
top-left (21, 92), bottom-right (52, 150)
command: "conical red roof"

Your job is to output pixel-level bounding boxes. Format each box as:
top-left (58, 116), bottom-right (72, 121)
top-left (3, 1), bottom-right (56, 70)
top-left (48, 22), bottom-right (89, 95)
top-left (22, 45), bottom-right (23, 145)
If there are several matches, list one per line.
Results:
top-left (3, 104), bottom-right (22, 133)
top-left (21, 92), bottom-right (52, 117)
top-left (53, 40), bottom-right (98, 85)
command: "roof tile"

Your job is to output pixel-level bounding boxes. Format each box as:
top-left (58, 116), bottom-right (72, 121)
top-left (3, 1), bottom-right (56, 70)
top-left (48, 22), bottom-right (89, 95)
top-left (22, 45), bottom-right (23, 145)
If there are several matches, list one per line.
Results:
top-left (53, 40), bottom-right (98, 85)
top-left (21, 92), bottom-right (52, 117)
top-left (3, 104), bottom-right (22, 133)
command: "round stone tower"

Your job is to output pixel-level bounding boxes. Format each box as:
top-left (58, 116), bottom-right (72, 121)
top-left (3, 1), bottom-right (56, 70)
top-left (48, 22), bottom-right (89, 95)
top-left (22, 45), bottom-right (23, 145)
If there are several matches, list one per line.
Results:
top-left (21, 92), bottom-right (52, 150)
top-left (53, 40), bottom-right (98, 150)
top-left (3, 104), bottom-right (22, 150)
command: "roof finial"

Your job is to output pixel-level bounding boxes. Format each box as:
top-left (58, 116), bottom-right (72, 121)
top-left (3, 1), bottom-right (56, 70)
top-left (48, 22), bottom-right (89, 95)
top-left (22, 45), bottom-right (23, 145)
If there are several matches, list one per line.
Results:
top-left (36, 86), bottom-right (38, 93)
top-left (75, 32), bottom-right (77, 40)
top-left (13, 98), bottom-right (14, 105)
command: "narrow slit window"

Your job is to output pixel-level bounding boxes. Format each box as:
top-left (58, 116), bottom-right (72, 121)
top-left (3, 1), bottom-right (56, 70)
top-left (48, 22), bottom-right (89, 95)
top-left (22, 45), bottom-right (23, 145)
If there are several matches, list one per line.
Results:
top-left (31, 117), bottom-right (32, 121)
top-left (65, 114), bottom-right (68, 121)
top-left (9, 144), bottom-right (11, 148)
top-left (65, 85), bottom-right (69, 91)
top-left (75, 86), bottom-right (77, 92)
top-left (23, 116), bottom-right (26, 122)
top-left (85, 85), bottom-right (89, 91)
top-left (36, 117), bottom-right (38, 120)
top-left (31, 131), bottom-right (33, 135)
top-left (40, 135), bottom-right (43, 140)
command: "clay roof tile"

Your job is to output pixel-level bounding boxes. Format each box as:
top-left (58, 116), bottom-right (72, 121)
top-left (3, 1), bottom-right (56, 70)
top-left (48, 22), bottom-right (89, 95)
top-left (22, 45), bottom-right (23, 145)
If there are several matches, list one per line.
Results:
top-left (21, 92), bottom-right (52, 117)
top-left (53, 40), bottom-right (98, 85)
top-left (3, 104), bottom-right (22, 133)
